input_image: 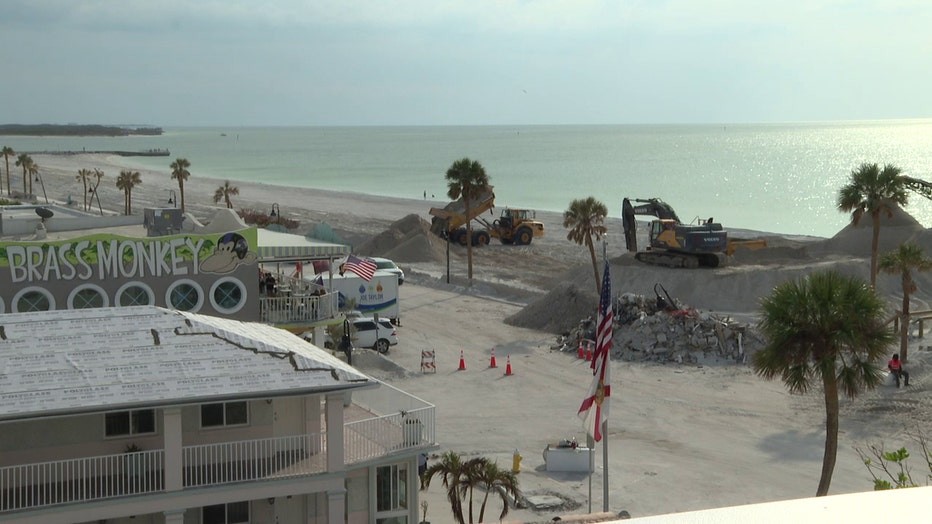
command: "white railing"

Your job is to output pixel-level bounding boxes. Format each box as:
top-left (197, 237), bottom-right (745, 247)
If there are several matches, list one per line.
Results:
top-left (344, 406), bottom-right (435, 464)
top-left (259, 294), bottom-right (337, 325)
top-left (183, 433), bottom-right (325, 488)
top-left (0, 449), bottom-right (163, 512)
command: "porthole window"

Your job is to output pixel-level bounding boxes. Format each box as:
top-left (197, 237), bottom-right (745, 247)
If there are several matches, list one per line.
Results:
top-left (68, 284), bottom-right (109, 309)
top-left (116, 282), bottom-right (155, 307)
top-left (165, 279), bottom-right (203, 312)
top-left (210, 277), bottom-right (246, 314)
top-left (13, 287), bottom-right (55, 313)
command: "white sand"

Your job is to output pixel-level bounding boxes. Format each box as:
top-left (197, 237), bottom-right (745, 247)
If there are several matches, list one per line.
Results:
top-left (15, 153), bottom-right (932, 522)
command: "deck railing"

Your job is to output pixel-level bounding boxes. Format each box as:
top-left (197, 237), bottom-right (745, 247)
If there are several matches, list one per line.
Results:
top-left (0, 449), bottom-right (164, 512)
top-left (183, 433), bottom-right (325, 488)
top-left (259, 293), bottom-right (337, 325)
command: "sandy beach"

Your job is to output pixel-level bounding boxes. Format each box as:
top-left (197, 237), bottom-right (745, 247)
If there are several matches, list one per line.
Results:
top-left (12, 153), bottom-right (932, 522)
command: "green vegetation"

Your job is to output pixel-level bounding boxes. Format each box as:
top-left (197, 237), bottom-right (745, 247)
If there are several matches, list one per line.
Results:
top-left (0, 124), bottom-right (162, 136)
top-left (170, 158), bottom-right (192, 213)
top-left (213, 180), bottom-right (239, 209)
top-left (563, 196), bottom-right (609, 295)
top-left (857, 428), bottom-right (932, 490)
top-left (754, 270), bottom-right (894, 496)
top-left (422, 451), bottom-right (518, 524)
top-left (444, 158), bottom-right (491, 284)
top-left (116, 170), bottom-right (143, 215)
top-left (879, 242), bottom-right (932, 362)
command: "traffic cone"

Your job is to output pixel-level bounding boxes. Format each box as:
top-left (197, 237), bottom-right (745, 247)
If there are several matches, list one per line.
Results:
top-left (458, 350), bottom-right (467, 371)
top-left (585, 347), bottom-right (593, 362)
top-left (577, 341), bottom-right (584, 359)
top-left (489, 347), bottom-right (498, 368)
top-left (504, 355), bottom-right (513, 376)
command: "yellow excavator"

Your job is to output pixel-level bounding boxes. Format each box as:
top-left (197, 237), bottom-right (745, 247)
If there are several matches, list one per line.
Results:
top-left (622, 198), bottom-right (766, 268)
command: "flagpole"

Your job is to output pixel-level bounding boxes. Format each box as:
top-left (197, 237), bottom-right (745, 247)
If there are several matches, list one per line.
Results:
top-left (588, 433), bottom-right (594, 513)
top-left (602, 241), bottom-right (610, 513)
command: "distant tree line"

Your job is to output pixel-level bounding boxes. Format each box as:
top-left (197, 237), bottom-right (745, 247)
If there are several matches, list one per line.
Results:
top-left (0, 124), bottom-right (163, 136)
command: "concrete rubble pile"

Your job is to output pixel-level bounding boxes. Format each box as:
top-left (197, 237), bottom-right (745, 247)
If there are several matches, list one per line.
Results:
top-left (561, 292), bottom-right (765, 365)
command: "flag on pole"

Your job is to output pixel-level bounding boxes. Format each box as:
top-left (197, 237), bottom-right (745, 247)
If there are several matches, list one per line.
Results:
top-left (341, 254), bottom-right (377, 281)
top-left (578, 259), bottom-right (613, 442)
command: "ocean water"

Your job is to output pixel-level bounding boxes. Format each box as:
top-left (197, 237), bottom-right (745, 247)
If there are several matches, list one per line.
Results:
top-left (5, 120), bottom-right (932, 238)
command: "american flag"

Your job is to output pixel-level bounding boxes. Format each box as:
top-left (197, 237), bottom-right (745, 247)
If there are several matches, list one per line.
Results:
top-left (577, 259), bottom-right (613, 442)
top-left (341, 254), bottom-right (377, 281)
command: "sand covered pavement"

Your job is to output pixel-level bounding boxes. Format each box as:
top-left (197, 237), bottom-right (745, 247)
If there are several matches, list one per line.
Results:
top-left (19, 152), bottom-right (932, 521)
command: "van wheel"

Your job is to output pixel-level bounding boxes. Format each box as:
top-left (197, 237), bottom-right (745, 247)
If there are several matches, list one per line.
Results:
top-left (375, 339), bottom-right (390, 354)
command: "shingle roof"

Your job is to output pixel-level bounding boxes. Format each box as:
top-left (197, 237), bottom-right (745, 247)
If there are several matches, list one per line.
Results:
top-left (0, 306), bottom-right (372, 421)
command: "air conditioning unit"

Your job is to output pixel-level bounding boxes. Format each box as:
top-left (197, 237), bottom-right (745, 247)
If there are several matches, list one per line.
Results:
top-left (143, 208), bottom-right (184, 236)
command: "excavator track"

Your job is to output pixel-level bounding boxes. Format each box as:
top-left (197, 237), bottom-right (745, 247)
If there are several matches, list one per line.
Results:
top-left (635, 251), bottom-right (724, 269)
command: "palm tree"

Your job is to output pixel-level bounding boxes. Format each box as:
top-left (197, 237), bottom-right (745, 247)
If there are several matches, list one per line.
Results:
top-left (76, 169), bottom-right (93, 211)
top-left (473, 459), bottom-right (518, 523)
top-left (2, 146), bottom-right (14, 195)
top-left (754, 270), bottom-right (894, 496)
top-left (444, 157), bottom-right (491, 283)
top-left (116, 170), bottom-right (142, 215)
top-left (90, 169), bottom-right (105, 215)
top-left (879, 242), bottom-right (932, 363)
top-left (837, 163), bottom-right (909, 288)
top-left (170, 158), bottom-right (191, 213)
top-left (422, 451), bottom-right (470, 524)
top-left (564, 197), bottom-right (609, 295)
top-left (28, 162), bottom-right (47, 204)
top-left (213, 180), bottom-right (239, 209)
top-left (15, 153), bottom-right (32, 195)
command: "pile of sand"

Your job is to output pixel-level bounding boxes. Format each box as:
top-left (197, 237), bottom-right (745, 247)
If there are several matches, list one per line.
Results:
top-left (809, 205), bottom-right (925, 256)
top-left (505, 280), bottom-right (598, 334)
top-left (354, 214), bottom-right (446, 263)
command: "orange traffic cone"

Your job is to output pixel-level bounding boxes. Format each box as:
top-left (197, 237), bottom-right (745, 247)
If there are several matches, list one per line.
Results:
top-left (577, 341), bottom-right (584, 359)
top-left (585, 347), bottom-right (593, 362)
top-left (489, 347), bottom-right (498, 368)
top-left (504, 355), bottom-right (513, 376)
top-left (458, 350), bottom-right (467, 371)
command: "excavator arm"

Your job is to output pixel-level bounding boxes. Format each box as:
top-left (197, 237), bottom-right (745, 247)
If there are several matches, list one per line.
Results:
top-left (622, 198), bottom-right (681, 252)
top-left (902, 176), bottom-right (932, 201)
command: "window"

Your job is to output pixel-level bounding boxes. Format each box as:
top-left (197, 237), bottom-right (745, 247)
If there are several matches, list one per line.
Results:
top-left (203, 501), bottom-right (249, 524)
top-left (70, 285), bottom-right (108, 309)
top-left (201, 401), bottom-right (248, 428)
top-left (376, 464), bottom-right (408, 512)
top-left (210, 277), bottom-right (246, 314)
top-left (166, 279), bottom-right (203, 312)
top-left (105, 409), bottom-right (156, 437)
top-left (14, 288), bottom-right (54, 312)
top-left (118, 283), bottom-right (154, 306)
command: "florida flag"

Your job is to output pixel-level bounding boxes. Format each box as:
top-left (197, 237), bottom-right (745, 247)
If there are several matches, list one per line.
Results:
top-left (577, 259), bottom-right (613, 442)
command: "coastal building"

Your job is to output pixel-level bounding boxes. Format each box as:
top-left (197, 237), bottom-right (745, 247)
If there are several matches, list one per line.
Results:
top-left (0, 306), bottom-right (435, 523)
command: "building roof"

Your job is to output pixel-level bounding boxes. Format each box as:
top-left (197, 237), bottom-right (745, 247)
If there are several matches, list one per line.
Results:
top-left (257, 228), bottom-right (350, 260)
top-left (0, 306), bottom-right (373, 422)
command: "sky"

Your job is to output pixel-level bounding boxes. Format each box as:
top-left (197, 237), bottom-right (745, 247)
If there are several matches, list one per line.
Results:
top-left (2, 0), bottom-right (931, 127)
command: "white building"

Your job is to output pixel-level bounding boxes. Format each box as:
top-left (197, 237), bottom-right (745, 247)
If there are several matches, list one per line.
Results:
top-left (0, 306), bottom-right (435, 524)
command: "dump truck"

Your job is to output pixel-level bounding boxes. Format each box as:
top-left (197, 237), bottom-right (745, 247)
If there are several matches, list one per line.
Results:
top-left (429, 187), bottom-right (545, 246)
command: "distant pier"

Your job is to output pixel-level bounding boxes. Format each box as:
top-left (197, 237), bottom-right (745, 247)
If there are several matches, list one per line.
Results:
top-left (21, 149), bottom-right (171, 157)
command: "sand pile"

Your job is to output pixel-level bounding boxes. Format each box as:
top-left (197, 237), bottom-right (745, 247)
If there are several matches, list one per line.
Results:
top-left (506, 279), bottom-right (599, 334)
top-left (809, 205), bottom-right (924, 256)
top-left (355, 214), bottom-right (446, 263)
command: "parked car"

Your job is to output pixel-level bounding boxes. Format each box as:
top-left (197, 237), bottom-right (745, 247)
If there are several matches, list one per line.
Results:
top-left (316, 316), bottom-right (399, 354)
top-left (371, 257), bottom-right (405, 285)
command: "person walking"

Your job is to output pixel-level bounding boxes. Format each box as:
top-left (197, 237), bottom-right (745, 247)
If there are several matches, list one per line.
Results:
top-left (888, 353), bottom-right (910, 388)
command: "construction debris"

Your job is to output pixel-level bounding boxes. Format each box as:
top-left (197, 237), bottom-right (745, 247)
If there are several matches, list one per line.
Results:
top-left (561, 292), bottom-right (765, 365)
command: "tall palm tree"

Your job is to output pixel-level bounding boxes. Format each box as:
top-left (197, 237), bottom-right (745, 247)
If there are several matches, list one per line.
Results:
top-left (473, 459), bottom-right (518, 523)
top-left (170, 158), bottom-right (191, 213)
top-left (422, 451), bottom-right (470, 524)
top-left (754, 270), bottom-right (893, 496)
top-left (444, 157), bottom-right (491, 283)
top-left (28, 162), bottom-right (47, 204)
top-left (837, 163), bottom-right (909, 288)
top-left (76, 169), bottom-right (93, 211)
top-left (2, 146), bottom-right (14, 195)
top-left (213, 180), bottom-right (239, 209)
top-left (15, 153), bottom-right (32, 195)
top-left (90, 169), bottom-right (105, 215)
top-left (879, 242), bottom-right (932, 363)
top-left (564, 197), bottom-right (609, 295)
top-left (116, 170), bottom-right (142, 215)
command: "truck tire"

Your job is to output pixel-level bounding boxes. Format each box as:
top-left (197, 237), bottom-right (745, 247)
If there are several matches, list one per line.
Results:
top-left (515, 227), bottom-right (533, 246)
top-left (473, 230), bottom-right (490, 246)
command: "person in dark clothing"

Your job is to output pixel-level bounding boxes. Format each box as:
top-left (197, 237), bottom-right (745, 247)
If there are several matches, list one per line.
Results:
top-left (888, 353), bottom-right (910, 388)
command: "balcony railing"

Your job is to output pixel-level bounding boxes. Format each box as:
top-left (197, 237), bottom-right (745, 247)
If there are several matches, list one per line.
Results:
top-left (259, 293), bottom-right (336, 325)
top-left (0, 450), bottom-right (164, 512)
top-left (0, 386), bottom-right (434, 513)
top-left (184, 433), bottom-right (325, 488)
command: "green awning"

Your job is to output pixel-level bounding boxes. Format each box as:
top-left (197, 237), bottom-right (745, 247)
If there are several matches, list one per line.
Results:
top-left (257, 228), bottom-right (350, 260)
